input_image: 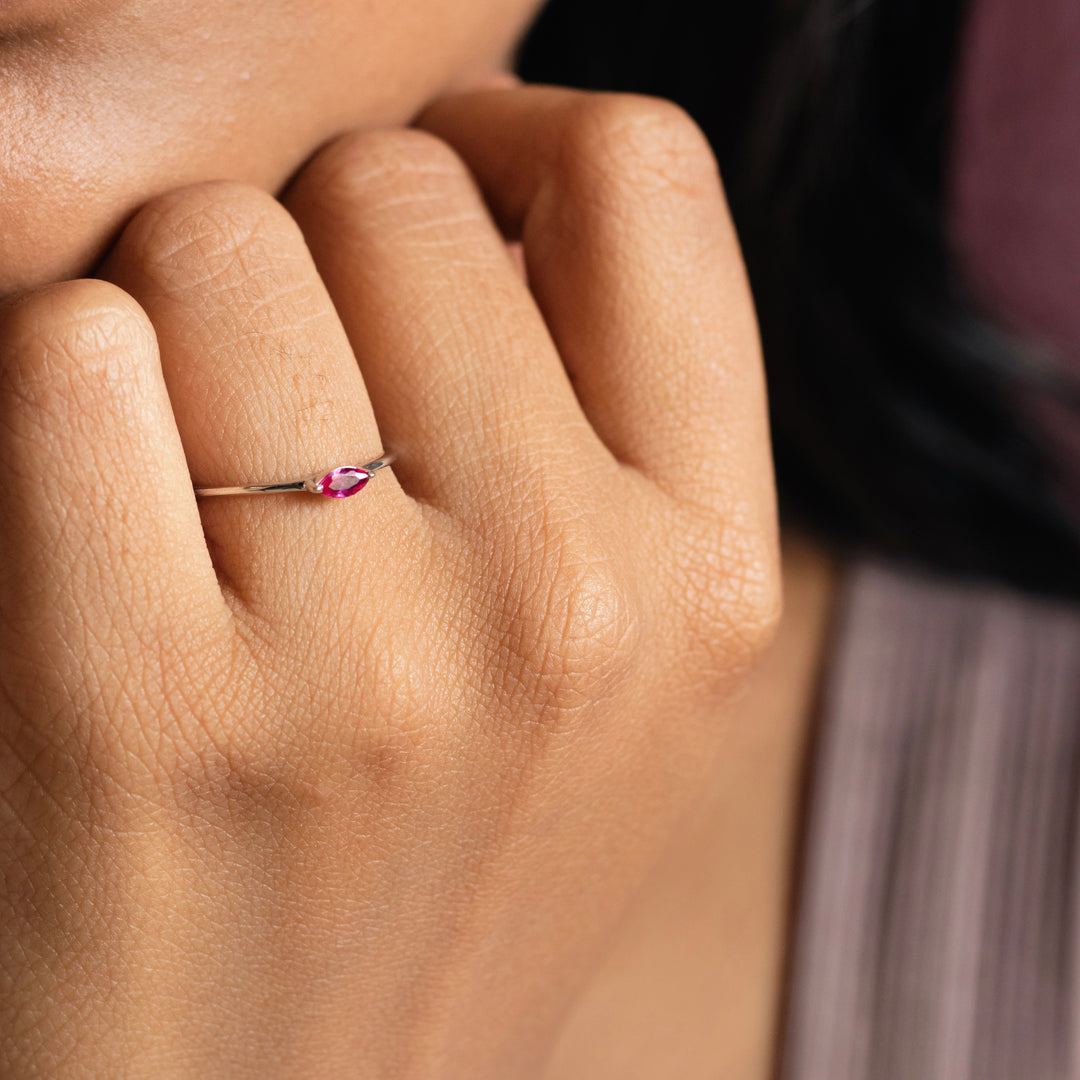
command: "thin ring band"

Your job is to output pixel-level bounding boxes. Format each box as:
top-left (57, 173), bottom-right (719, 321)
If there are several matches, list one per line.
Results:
top-left (194, 453), bottom-right (394, 499)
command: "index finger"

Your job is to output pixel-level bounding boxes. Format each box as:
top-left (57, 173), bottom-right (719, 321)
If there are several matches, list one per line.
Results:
top-left (416, 86), bottom-right (775, 522)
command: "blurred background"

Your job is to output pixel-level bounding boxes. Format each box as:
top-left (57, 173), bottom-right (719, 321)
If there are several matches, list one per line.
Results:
top-left (519, 0), bottom-right (1080, 599)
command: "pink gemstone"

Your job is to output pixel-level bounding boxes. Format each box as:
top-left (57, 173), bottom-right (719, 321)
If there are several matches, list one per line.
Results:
top-left (314, 466), bottom-right (371, 498)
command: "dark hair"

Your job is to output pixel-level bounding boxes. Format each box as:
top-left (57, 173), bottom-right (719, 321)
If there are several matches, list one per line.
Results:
top-left (518, 0), bottom-right (1080, 598)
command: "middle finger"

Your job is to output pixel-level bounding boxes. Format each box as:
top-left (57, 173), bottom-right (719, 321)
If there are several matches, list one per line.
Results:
top-left (284, 127), bottom-right (608, 515)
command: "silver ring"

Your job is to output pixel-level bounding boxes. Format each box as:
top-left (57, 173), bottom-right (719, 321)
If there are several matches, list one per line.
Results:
top-left (194, 454), bottom-right (394, 499)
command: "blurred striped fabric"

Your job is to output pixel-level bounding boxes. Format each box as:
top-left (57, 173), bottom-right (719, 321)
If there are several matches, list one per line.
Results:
top-left (782, 556), bottom-right (1080, 1080)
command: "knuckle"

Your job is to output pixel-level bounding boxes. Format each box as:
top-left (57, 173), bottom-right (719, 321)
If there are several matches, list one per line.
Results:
top-left (494, 536), bottom-right (642, 717)
top-left (722, 530), bottom-right (784, 657)
top-left (0, 279), bottom-right (151, 363)
top-left (156, 660), bottom-right (416, 835)
top-left (300, 126), bottom-right (471, 211)
top-left (676, 514), bottom-right (783, 670)
top-left (156, 722), bottom-right (333, 846)
top-left (116, 180), bottom-right (300, 285)
top-left (294, 128), bottom-right (499, 260)
top-left (0, 280), bottom-right (154, 412)
top-left (557, 93), bottom-right (721, 207)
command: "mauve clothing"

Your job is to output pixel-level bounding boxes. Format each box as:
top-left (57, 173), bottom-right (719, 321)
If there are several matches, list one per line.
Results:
top-left (780, 0), bottom-right (1080, 1071)
top-left (781, 555), bottom-right (1080, 1079)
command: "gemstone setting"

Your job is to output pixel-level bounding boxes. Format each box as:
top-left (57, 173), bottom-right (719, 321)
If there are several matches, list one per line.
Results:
top-left (313, 466), bottom-right (371, 498)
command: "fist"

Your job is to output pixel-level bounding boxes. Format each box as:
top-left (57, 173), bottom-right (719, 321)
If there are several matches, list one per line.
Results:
top-left (0, 87), bottom-right (778, 1078)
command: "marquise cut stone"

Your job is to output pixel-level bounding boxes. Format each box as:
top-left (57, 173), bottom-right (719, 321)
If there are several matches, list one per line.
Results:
top-left (315, 466), bottom-right (371, 498)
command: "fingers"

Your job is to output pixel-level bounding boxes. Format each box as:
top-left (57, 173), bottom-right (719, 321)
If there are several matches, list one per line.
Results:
top-left (100, 182), bottom-right (412, 612)
top-left (283, 128), bottom-right (605, 511)
top-left (416, 87), bottom-right (774, 518)
top-left (0, 280), bottom-right (225, 704)
top-left (77, 86), bottom-right (775, 657)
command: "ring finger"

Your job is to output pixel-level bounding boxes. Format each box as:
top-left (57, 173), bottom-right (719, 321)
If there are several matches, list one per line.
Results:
top-left (100, 181), bottom-right (411, 617)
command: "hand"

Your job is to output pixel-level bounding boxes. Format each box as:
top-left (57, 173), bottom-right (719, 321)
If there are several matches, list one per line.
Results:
top-left (0, 86), bottom-right (778, 1078)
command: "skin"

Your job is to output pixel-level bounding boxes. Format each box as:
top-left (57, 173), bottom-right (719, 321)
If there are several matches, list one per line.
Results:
top-left (544, 533), bottom-right (835, 1079)
top-left (0, 0), bottom-right (540, 294)
top-left (0, 1), bottom-right (825, 1076)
